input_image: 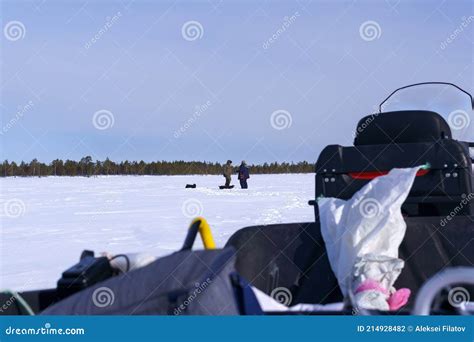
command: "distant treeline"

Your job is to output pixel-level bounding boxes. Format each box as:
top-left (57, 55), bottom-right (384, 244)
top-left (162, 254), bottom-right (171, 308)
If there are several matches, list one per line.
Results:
top-left (0, 157), bottom-right (315, 177)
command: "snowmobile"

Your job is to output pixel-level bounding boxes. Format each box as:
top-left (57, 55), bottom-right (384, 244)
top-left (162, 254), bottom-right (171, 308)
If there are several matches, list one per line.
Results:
top-left (1, 82), bottom-right (473, 316)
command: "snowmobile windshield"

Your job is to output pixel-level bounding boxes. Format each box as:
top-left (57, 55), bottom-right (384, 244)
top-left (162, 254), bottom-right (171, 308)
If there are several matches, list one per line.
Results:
top-left (379, 82), bottom-right (474, 142)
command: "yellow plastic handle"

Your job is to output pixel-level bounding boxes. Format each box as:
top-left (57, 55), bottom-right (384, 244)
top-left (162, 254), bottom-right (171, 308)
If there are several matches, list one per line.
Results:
top-left (191, 217), bottom-right (216, 250)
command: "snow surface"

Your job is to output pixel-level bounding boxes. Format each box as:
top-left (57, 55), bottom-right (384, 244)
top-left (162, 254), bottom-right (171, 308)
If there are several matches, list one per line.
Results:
top-left (1, 174), bottom-right (314, 290)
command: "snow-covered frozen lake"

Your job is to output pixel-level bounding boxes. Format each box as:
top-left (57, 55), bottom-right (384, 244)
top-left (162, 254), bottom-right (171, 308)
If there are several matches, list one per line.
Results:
top-left (1, 174), bottom-right (314, 290)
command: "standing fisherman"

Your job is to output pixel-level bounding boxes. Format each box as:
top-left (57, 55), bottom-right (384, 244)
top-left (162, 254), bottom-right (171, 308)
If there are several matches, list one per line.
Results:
top-left (223, 160), bottom-right (233, 188)
top-left (238, 161), bottom-right (250, 189)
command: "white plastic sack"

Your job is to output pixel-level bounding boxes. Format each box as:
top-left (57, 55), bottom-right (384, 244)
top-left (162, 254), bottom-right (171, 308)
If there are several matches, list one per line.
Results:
top-left (318, 166), bottom-right (422, 300)
top-left (352, 254), bottom-right (407, 310)
top-left (251, 286), bottom-right (344, 312)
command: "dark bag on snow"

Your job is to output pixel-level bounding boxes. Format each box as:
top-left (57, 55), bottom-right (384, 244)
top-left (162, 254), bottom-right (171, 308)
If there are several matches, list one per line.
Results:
top-left (41, 248), bottom-right (244, 315)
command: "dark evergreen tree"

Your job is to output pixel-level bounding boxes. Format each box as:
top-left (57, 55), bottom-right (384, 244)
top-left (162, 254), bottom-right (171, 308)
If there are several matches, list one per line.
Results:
top-left (0, 157), bottom-right (315, 177)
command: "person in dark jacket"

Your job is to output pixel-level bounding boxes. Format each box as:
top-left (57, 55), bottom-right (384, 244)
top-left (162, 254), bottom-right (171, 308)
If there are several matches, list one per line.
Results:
top-left (238, 161), bottom-right (250, 189)
top-left (223, 160), bottom-right (233, 187)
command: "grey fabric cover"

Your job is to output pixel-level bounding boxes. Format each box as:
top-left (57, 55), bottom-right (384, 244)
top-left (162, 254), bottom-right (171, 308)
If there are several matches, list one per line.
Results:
top-left (41, 248), bottom-right (239, 315)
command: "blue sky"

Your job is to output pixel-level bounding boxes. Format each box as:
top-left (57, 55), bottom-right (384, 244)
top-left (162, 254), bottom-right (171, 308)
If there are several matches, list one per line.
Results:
top-left (1, 0), bottom-right (473, 163)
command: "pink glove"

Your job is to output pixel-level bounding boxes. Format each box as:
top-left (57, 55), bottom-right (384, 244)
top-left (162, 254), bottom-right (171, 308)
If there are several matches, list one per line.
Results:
top-left (387, 288), bottom-right (411, 311)
top-left (355, 279), bottom-right (410, 311)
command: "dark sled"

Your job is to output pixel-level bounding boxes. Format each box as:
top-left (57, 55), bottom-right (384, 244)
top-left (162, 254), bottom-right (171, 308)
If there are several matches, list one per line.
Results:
top-left (219, 185), bottom-right (234, 189)
top-left (2, 82), bottom-right (473, 316)
top-left (185, 184), bottom-right (196, 188)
